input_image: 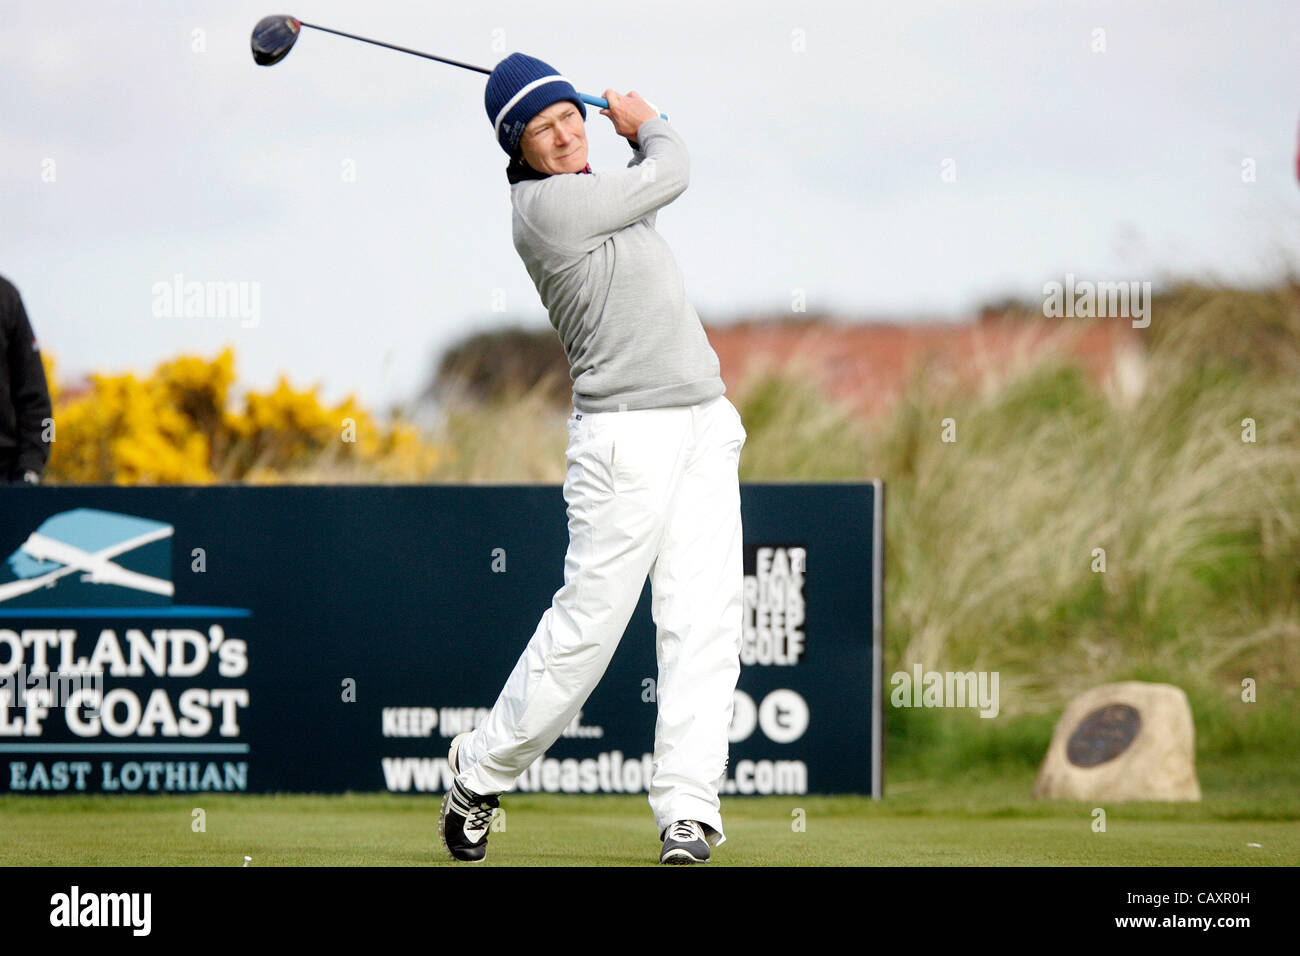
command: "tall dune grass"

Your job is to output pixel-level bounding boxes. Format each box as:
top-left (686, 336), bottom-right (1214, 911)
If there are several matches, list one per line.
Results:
top-left (870, 285), bottom-right (1298, 750)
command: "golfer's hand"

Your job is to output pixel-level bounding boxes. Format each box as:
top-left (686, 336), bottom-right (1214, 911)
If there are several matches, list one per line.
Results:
top-left (600, 90), bottom-right (659, 141)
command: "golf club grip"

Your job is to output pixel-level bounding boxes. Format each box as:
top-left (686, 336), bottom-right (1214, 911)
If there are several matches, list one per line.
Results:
top-left (580, 93), bottom-right (669, 122)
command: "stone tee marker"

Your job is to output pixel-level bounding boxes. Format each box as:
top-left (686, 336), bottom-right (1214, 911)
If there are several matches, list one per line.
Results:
top-left (1032, 681), bottom-right (1201, 801)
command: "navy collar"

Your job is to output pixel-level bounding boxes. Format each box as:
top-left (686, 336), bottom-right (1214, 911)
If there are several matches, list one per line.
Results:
top-left (507, 156), bottom-right (592, 184)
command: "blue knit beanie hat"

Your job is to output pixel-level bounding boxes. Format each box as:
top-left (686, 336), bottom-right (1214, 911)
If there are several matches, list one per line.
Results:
top-left (485, 52), bottom-right (587, 157)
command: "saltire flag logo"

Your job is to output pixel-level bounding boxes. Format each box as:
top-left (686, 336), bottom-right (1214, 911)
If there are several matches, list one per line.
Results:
top-left (0, 508), bottom-right (173, 609)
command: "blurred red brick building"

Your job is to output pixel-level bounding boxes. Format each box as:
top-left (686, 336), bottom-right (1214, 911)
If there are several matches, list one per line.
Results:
top-left (707, 312), bottom-right (1144, 419)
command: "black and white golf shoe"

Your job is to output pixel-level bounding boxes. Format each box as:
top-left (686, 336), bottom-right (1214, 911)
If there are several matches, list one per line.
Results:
top-left (659, 820), bottom-right (710, 864)
top-left (438, 732), bottom-right (499, 862)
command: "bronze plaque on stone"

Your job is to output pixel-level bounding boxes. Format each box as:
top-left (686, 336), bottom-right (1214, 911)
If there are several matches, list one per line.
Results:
top-left (1066, 704), bottom-right (1141, 767)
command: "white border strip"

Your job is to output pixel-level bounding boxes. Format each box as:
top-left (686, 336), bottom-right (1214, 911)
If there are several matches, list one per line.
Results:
top-left (871, 478), bottom-right (885, 799)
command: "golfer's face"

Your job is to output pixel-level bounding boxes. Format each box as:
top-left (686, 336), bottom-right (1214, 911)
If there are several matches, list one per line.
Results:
top-left (521, 102), bottom-right (587, 175)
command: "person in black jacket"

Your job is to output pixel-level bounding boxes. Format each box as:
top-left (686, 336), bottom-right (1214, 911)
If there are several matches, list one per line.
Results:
top-left (0, 275), bottom-right (53, 485)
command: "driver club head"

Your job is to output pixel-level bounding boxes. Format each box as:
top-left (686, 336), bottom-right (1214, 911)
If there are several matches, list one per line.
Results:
top-left (251, 15), bottom-right (302, 66)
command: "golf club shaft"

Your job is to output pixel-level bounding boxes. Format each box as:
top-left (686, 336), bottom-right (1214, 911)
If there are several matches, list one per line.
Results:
top-left (298, 21), bottom-right (490, 74)
top-left (298, 21), bottom-right (668, 120)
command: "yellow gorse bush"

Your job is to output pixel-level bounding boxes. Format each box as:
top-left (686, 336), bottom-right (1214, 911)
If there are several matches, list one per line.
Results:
top-left (43, 347), bottom-right (439, 484)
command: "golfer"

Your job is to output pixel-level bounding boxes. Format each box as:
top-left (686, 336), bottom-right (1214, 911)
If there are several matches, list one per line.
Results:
top-left (438, 53), bottom-right (746, 865)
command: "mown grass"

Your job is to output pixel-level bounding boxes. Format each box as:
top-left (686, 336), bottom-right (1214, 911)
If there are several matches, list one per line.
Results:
top-left (1, 774), bottom-right (1295, 866)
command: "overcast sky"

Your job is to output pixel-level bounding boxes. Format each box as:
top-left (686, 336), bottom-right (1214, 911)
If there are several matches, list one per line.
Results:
top-left (2, 0), bottom-right (1297, 413)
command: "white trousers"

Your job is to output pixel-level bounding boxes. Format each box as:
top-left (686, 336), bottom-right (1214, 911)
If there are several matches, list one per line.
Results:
top-left (457, 393), bottom-right (747, 845)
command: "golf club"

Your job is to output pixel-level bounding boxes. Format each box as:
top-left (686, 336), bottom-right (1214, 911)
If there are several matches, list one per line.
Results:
top-left (251, 15), bottom-right (668, 120)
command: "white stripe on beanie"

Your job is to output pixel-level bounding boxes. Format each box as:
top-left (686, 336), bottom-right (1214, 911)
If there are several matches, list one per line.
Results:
top-left (494, 74), bottom-right (576, 143)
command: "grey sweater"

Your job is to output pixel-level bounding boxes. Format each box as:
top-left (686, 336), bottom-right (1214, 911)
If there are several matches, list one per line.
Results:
top-left (510, 116), bottom-right (725, 413)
